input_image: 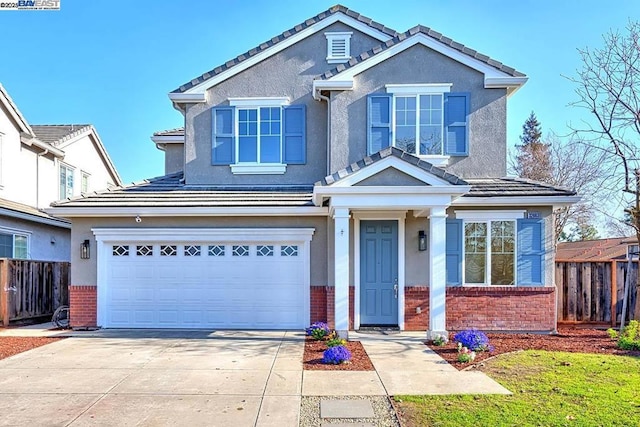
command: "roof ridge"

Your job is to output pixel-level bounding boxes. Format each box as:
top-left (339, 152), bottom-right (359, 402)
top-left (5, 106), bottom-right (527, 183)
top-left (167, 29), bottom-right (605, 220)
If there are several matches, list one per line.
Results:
top-left (172, 5), bottom-right (397, 94)
top-left (318, 24), bottom-right (525, 81)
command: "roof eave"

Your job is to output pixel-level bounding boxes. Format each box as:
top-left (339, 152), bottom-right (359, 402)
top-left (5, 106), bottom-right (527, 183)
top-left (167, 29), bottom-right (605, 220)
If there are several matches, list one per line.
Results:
top-left (453, 195), bottom-right (581, 207)
top-left (20, 133), bottom-right (65, 158)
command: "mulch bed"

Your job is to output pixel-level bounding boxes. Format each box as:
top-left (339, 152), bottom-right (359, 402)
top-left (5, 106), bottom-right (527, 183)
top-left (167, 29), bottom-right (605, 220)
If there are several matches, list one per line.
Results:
top-left (0, 337), bottom-right (63, 360)
top-left (428, 327), bottom-right (640, 370)
top-left (303, 337), bottom-right (375, 370)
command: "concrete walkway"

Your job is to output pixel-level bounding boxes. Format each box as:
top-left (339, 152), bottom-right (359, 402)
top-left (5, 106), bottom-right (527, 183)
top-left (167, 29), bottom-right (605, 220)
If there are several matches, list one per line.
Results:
top-left (0, 326), bottom-right (509, 426)
top-left (303, 331), bottom-right (509, 397)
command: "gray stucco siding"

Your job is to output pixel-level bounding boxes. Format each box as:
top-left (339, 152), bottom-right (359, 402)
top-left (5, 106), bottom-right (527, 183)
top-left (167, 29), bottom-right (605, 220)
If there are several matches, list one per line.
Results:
top-left (163, 144), bottom-right (184, 175)
top-left (0, 216), bottom-right (71, 262)
top-left (70, 216), bottom-right (328, 287)
top-left (329, 44), bottom-right (508, 178)
top-left (184, 22), bottom-right (382, 186)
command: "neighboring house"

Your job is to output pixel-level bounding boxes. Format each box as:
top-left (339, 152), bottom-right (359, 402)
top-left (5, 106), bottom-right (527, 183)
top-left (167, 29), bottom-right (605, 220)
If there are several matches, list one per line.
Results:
top-left (0, 83), bottom-right (122, 261)
top-left (49, 5), bottom-right (578, 335)
top-left (557, 237), bottom-right (639, 262)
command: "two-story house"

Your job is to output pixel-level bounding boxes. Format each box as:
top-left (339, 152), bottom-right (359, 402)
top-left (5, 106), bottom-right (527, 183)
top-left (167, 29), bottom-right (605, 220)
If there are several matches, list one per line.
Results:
top-left (0, 83), bottom-right (122, 261)
top-left (50, 5), bottom-right (578, 336)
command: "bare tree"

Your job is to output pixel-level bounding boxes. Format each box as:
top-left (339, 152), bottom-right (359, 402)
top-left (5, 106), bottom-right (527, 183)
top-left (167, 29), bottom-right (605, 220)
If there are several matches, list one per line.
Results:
top-left (546, 134), bottom-right (610, 241)
top-left (568, 20), bottom-right (640, 321)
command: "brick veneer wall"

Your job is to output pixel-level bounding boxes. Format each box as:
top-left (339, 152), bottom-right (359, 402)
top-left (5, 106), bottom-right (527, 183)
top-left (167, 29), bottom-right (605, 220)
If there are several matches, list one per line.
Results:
top-left (403, 286), bottom-right (556, 332)
top-left (69, 285), bottom-right (97, 328)
top-left (311, 286), bottom-right (354, 330)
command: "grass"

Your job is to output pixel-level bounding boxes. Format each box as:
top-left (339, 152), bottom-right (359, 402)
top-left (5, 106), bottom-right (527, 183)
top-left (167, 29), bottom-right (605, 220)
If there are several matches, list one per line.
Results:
top-left (395, 351), bottom-right (640, 427)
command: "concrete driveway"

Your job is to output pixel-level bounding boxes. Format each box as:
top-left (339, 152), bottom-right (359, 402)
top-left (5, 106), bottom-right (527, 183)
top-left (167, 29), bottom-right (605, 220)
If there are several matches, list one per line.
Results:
top-left (0, 330), bottom-right (304, 426)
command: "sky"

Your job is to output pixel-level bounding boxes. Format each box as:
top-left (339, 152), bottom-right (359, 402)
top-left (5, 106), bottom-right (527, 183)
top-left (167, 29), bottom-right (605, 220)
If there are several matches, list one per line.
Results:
top-left (0, 0), bottom-right (637, 187)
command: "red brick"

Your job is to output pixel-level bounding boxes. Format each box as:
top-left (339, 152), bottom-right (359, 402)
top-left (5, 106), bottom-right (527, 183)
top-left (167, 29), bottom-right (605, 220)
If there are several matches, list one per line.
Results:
top-left (69, 285), bottom-right (97, 328)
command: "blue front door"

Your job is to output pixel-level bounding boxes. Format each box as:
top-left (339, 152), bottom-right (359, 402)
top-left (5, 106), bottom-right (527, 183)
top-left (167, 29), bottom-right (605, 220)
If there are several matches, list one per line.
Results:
top-left (360, 220), bottom-right (398, 326)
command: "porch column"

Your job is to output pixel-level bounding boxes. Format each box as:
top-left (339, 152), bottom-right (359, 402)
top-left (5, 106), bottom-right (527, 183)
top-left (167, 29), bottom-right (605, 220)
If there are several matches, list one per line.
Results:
top-left (428, 207), bottom-right (448, 338)
top-left (333, 207), bottom-right (350, 338)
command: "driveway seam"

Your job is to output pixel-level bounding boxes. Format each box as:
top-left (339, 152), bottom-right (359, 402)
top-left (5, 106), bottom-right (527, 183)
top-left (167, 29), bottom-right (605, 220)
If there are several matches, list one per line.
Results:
top-left (254, 331), bottom-right (287, 427)
top-left (64, 337), bottom-right (185, 426)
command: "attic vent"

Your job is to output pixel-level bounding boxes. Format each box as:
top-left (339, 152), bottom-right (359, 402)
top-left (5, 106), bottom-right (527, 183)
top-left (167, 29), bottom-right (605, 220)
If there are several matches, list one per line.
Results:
top-left (325, 32), bottom-right (352, 64)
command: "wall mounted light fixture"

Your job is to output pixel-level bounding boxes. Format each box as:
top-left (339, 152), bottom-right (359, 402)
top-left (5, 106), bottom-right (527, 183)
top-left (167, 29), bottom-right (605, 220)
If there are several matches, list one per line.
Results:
top-left (80, 239), bottom-right (90, 259)
top-left (418, 230), bottom-right (427, 251)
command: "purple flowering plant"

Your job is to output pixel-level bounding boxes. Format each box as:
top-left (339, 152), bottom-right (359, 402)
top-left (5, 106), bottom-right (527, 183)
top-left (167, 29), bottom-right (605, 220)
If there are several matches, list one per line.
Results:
top-left (453, 329), bottom-right (493, 352)
top-left (305, 322), bottom-right (330, 340)
top-left (322, 345), bottom-right (352, 364)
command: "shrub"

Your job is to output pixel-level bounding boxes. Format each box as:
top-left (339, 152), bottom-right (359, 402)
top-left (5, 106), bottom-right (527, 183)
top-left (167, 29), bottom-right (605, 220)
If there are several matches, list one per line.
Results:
top-left (431, 333), bottom-right (448, 346)
top-left (322, 345), bottom-right (352, 364)
top-left (617, 320), bottom-right (640, 350)
top-left (454, 329), bottom-right (492, 352)
top-left (326, 337), bottom-right (347, 348)
top-left (606, 328), bottom-right (618, 340)
top-left (305, 322), bottom-right (330, 340)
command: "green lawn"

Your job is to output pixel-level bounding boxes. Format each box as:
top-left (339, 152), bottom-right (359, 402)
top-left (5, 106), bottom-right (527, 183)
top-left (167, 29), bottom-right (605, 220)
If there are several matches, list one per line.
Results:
top-left (395, 351), bottom-right (640, 427)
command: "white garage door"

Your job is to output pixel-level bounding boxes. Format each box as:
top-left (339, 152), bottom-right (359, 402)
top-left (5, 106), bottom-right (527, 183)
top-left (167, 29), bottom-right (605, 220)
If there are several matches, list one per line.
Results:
top-left (96, 229), bottom-right (313, 329)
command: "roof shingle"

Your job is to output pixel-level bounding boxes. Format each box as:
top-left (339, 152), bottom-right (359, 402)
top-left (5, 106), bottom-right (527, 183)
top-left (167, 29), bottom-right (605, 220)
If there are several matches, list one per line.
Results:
top-left (31, 124), bottom-right (92, 146)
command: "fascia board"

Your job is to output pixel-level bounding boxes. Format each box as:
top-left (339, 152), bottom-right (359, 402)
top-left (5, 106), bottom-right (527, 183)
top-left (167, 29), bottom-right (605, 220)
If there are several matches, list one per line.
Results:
top-left (0, 208), bottom-right (71, 229)
top-left (92, 227), bottom-right (316, 243)
top-left (326, 33), bottom-right (525, 89)
top-left (45, 206), bottom-right (329, 217)
top-left (452, 196), bottom-right (581, 206)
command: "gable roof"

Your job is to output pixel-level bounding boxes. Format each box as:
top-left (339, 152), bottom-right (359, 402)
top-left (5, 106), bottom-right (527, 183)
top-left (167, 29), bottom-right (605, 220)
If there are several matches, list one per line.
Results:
top-left (0, 82), bottom-right (34, 136)
top-left (318, 24), bottom-right (525, 81)
top-left (31, 124), bottom-right (92, 146)
top-left (170, 5), bottom-right (396, 97)
top-left (315, 147), bottom-right (468, 186)
top-left (32, 124), bottom-right (123, 186)
top-left (556, 237), bottom-right (638, 261)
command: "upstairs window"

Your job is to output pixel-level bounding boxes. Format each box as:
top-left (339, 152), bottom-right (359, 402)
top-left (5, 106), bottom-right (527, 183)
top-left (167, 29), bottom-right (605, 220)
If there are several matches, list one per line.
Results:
top-left (81, 172), bottom-right (90, 193)
top-left (325, 32), bottom-right (352, 64)
top-left (367, 84), bottom-right (470, 164)
top-left (628, 244), bottom-right (639, 260)
top-left (212, 98), bottom-right (306, 174)
top-left (0, 132), bottom-right (3, 186)
top-left (59, 164), bottom-right (74, 199)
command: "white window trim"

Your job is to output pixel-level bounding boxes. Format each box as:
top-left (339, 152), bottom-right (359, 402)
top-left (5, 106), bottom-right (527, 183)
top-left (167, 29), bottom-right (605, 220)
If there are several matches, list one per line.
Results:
top-left (228, 97), bottom-right (289, 107)
top-left (390, 93), bottom-right (447, 164)
top-left (230, 163), bottom-right (286, 175)
top-left (81, 171), bottom-right (90, 193)
top-left (228, 98), bottom-right (290, 174)
top-left (325, 31), bottom-right (352, 63)
top-left (0, 226), bottom-right (31, 259)
top-left (59, 162), bottom-right (75, 199)
top-left (385, 83), bottom-right (452, 94)
top-left (455, 210), bottom-right (524, 287)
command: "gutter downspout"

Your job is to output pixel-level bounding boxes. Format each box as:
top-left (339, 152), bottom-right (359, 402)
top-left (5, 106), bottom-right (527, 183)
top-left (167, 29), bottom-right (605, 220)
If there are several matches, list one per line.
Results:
top-left (314, 90), bottom-right (331, 176)
top-left (36, 149), bottom-right (49, 209)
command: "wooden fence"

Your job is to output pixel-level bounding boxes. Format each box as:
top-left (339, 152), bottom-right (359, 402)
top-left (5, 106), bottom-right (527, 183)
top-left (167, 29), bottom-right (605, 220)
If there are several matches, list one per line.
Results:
top-left (555, 260), bottom-right (638, 326)
top-left (0, 259), bottom-right (70, 326)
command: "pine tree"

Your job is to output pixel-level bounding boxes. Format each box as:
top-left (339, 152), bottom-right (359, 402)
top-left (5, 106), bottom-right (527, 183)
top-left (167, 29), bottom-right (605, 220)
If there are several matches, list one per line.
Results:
top-left (515, 112), bottom-right (552, 182)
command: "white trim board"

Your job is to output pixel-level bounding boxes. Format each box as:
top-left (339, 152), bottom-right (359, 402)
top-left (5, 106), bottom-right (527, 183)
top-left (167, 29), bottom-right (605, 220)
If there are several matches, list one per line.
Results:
top-left (174, 13), bottom-right (393, 97)
top-left (327, 156), bottom-right (454, 187)
top-left (46, 206), bottom-right (329, 218)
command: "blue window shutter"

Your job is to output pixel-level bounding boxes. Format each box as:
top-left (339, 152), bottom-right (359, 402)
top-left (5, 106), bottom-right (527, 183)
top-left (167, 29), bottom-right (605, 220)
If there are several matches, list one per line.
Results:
top-left (444, 92), bottom-right (469, 156)
top-left (446, 219), bottom-right (463, 285)
top-left (283, 105), bottom-right (306, 164)
top-left (212, 107), bottom-right (235, 165)
top-left (367, 94), bottom-right (392, 154)
top-left (517, 219), bottom-right (545, 286)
